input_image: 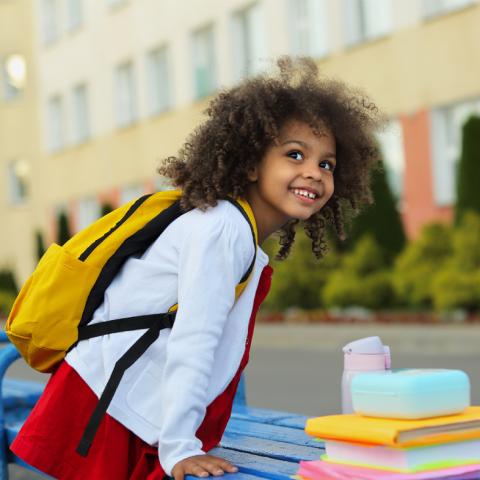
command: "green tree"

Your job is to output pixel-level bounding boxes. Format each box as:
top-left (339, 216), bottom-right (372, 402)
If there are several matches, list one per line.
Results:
top-left (57, 210), bottom-right (71, 246)
top-left (0, 268), bottom-right (17, 317)
top-left (101, 202), bottom-right (114, 217)
top-left (455, 115), bottom-right (480, 226)
top-left (393, 223), bottom-right (452, 308)
top-left (343, 161), bottom-right (406, 265)
top-left (35, 230), bottom-right (46, 261)
top-left (0, 268), bottom-right (18, 294)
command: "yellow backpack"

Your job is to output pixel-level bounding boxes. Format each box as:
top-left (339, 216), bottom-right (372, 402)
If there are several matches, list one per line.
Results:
top-left (5, 189), bottom-right (258, 455)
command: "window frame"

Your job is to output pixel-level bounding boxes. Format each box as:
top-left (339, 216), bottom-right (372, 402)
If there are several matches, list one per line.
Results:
top-left (231, 2), bottom-right (268, 82)
top-left (430, 98), bottom-right (480, 206)
top-left (66, 0), bottom-right (84, 32)
top-left (114, 60), bottom-right (138, 128)
top-left (422, 0), bottom-right (476, 20)
top-left (343, 0), bottom-right (393, 47)
top-left (47, 94), bottom-right (66, 152)
top-left (71, 82), bottom-right (91, 144)
top-left (191, 24), bottom-right (217, 100)
top-left (288, 0), bottom-right (330, 58)
top-left (146, 44), bottom-right (172, 116)
top-left (7, 158), bottom-right (30, 206)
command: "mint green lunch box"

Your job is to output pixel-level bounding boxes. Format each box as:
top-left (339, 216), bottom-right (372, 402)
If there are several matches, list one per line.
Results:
top-left (351, 369), bottom-right (470, 419)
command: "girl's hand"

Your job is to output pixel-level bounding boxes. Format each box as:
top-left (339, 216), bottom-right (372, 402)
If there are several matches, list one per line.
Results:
top-left (171, 454), bottom-right (238, 479)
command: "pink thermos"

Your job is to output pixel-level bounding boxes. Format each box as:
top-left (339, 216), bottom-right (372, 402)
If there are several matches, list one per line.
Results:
top-left (341, 336), bottom-right (391, 414)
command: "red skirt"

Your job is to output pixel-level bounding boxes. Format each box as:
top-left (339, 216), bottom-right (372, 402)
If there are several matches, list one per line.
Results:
top-left (11, 361), bottom-right (166, 480)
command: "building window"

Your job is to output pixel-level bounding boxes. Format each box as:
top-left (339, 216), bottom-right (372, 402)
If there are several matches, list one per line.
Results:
top-left (107, 0), bottom-right (128, 8)
top-left (430, 98), bottom-right (480, 206)
top-left (146, 45), bottom-right (171, 115)
top-left (66, 0), bottom-right (83, 31)
top-left (343, 0), bottom-right (392, 46)
top-left (72, 83), bottom-right (90, 144)
top-left (7, 158), bottom-right (29, 205)
top-left (191, 25), bottom-right (216, 99)
top-left (231, 3), bottom-right (267, 82)
top-left (1, 54), bottom-right (27, 101)
top-left (47, 94), bottom-right (66, 152)
top-left (376, 119), bottom-right (406, 206)
top-left (41, 0), bottom-right (60, 45)
top-left (114, 61), bottom-right (137, 128)
top-left (288, 0), bottom-right (329, 57)
top-left (422, 0), bottom-right (474, 18)
top-left (77, 197), bottom-right (100, 231)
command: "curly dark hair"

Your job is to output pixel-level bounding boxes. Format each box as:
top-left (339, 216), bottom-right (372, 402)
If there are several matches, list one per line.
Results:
top-left (159, 56), bottom-right (384, 260)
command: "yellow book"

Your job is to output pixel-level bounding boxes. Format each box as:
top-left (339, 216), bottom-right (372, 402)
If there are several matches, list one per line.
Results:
top-left (305, 406), bottom-right (480, 448)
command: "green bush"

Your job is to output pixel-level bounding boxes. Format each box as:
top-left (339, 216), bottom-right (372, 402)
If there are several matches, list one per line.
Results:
top-left (35, 230), bottom-right (46, 261)
top-left (449, 211), bottom-right (480, 271)
top-left (101, 202), bottom-right (114, 217)
top-left (262, 229), bottom-right (341, 310)
top-left (57, 210), bottom-right (71, 246)
top-left (431, 212), bottom-right (480, 312)
top-left (393, 223), bottom-right (452, 308)
top-left (0, 269), bottom-right (18, 294)
top-left (432, 269), bottom-right (480, 312)
top-left (0, 290), bottom-right (16, 318)
top-left (322, 235), bottom-right (396, 310)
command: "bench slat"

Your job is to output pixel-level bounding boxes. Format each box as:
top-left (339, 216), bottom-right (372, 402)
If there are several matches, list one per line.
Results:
top-left (209, 447), bottom-right (297, 479)
top-left (187, 473), bottom-right (263, 480)
top-left (226, 418), bottom-right (321, 449)
top-left (221, 430), bottom-right (320, 462)
top-left (2, 379), bottom-right (44, 409)
top-left (231, 406), bottom-right (308, 429)
top-left (271, 416), bottom-right (308, 429)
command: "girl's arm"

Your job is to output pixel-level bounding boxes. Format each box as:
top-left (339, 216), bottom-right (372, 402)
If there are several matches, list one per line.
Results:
top-left (157, 206), bottom-right (254, 476)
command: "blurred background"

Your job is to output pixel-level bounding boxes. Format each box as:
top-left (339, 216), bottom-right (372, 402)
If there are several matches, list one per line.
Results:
top-left (1, 0), bottom-right (480, 430)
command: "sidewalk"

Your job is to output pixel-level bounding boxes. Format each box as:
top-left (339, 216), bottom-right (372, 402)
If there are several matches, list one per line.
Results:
top-left (252, 323), bottom-right (480, 355)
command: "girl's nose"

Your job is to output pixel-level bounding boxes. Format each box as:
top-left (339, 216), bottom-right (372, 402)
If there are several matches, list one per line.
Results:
top-left (302, 165), bottom-right (323, 181)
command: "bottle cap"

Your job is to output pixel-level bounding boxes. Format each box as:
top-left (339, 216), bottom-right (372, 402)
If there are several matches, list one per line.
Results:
top-left (343, 336), bottom-right (384, 355)
top-left (344, 352), bottom-right (387, 371)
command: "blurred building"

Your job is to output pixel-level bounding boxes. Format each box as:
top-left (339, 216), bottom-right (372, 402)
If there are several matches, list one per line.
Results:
top-left (0, 0), bottom-right (42, 282)
top-left (1, 0), bottom-right (480, 282)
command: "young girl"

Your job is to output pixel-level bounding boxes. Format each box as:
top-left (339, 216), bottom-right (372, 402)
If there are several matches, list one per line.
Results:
top-left (11, 56), bottom-right (381, 479)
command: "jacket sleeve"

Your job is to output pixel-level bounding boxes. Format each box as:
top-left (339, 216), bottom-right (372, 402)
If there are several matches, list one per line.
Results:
top-left (157, 208), bottom-right (254, 475)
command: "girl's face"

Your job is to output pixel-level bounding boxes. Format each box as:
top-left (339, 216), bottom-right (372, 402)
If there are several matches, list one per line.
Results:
top-left (246, 119), bottom-right (336, 242)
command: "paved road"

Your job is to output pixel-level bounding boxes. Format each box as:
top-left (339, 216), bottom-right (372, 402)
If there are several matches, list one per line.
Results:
top-left (5, 323), bottom-right (480, 479)
top-left (246, 323), bottom-right (480, 415)
top-left (246, 347), bottom-right (480, 416)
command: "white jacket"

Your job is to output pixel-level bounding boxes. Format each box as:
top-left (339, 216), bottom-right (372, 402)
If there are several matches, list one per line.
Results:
top-left (66, 200), bottom-right (269, 475)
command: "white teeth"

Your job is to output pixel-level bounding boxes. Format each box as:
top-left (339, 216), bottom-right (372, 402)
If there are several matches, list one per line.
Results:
top-left (293, 189), bottom-right (317, 199)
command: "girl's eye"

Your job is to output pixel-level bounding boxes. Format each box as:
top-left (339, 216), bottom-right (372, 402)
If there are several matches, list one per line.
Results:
top-left (320, 160), bottom-right (335, 172)
top-left (287, 151), bottom-right (304, 161)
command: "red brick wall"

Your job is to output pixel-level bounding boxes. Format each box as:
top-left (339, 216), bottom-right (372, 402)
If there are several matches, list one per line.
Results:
top-left (400, 109), bottom-right (452, 239)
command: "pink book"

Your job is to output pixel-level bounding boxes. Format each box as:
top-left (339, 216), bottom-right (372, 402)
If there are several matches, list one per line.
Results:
top-left (323, 438), bottom-right (480, 472)
top-left (296, 460), bottom-right (480, 480)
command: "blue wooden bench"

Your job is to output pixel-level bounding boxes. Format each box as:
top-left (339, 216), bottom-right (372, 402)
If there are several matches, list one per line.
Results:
top-left (0, 332), bottom-right (46, 479)
top-left (0, 332), bottom-right (322, 479)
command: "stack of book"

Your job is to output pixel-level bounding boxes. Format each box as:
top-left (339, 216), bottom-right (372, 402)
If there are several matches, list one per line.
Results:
top-left (296, 406), bottom-right (480, 480)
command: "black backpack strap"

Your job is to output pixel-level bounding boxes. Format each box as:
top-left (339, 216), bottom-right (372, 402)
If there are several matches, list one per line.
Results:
top-left (76, 313), bottom-right (175, 456)
top-left (77, 312), bottom-right (176, 341)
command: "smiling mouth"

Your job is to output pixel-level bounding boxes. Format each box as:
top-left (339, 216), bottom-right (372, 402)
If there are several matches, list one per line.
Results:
top-left (290, 188), bottom-right (319, 202)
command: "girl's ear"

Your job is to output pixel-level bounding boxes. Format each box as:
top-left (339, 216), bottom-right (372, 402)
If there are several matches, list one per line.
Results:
top-left (247, 166), bottom-right (258, 182)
